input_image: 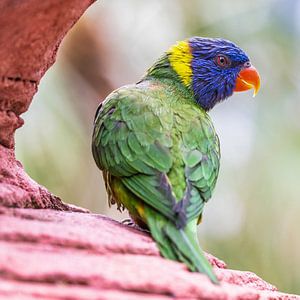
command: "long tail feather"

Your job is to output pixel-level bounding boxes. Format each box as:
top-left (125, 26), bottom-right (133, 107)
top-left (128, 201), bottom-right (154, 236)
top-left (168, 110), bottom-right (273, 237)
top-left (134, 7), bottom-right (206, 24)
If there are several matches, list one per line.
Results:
top-left (145, 207), bottom-right (219, 284)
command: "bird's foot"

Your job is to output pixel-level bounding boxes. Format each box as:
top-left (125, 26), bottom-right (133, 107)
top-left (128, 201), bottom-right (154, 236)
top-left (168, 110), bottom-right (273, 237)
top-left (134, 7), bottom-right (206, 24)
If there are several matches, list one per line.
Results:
top-left (121, 218), bottom-right (136, 227)
top-left (121, 218), bottom-right (150, 233)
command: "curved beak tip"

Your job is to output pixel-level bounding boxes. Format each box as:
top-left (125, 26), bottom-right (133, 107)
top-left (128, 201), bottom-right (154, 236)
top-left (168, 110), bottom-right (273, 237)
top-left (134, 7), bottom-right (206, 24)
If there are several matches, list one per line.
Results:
top-left (234, 65), bottom-right (261, 97)
top-left (252, 83), bottom-right (260, 98)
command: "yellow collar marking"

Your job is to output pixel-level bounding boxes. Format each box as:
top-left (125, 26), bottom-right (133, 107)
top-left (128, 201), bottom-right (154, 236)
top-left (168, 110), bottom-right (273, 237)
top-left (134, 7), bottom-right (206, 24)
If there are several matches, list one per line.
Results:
top-left (168, 40), bottom-right (193, 87)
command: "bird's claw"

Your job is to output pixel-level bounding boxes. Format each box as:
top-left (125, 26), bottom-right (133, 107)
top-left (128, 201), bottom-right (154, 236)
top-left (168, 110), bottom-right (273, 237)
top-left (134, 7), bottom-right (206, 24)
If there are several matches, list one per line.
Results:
top-left (121, 218), bottom-right (136, 227)
top-left (121, 218), bottom-right (150, 233)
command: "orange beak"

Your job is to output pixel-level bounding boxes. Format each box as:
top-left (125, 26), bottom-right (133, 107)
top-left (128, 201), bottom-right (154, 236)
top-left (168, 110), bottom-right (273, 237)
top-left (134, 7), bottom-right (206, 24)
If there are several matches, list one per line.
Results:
top-left (234, 65), bottom-right (261, 97)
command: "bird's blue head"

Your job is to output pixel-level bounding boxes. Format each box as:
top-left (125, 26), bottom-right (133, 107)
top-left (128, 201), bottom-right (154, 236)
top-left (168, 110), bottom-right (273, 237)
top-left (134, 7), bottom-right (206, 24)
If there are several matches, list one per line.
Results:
top-left (166, 37), bottom-right (260, 110)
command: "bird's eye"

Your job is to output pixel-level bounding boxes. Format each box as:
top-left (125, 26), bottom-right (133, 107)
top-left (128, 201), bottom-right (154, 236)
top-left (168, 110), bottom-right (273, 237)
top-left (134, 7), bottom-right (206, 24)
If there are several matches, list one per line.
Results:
top-left (244, 61), bottom-right (251, 68)
top-left (215, 55), bottom-right (230, 68)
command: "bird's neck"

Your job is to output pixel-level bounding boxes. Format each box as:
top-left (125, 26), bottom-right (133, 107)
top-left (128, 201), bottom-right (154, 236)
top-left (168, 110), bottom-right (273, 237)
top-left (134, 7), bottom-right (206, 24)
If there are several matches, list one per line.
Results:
top-left (142, 41), bottom-right (194, 98)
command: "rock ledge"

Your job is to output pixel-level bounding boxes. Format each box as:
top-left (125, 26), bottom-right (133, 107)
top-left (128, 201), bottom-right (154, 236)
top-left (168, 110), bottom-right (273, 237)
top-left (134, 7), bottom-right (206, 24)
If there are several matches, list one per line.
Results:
top-left (0, 207), bottom-right (298, 300)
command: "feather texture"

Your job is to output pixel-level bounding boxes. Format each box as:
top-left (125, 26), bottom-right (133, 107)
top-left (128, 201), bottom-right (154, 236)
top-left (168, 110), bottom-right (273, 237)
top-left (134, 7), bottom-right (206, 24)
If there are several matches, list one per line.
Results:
top-left (92, 78), bottom-right (220, 283)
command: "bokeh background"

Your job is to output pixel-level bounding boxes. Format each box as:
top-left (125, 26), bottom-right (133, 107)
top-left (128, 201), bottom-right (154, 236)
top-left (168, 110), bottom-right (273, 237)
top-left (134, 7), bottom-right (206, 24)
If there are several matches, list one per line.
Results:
top-left (16, 0), bottom-right (300, 294)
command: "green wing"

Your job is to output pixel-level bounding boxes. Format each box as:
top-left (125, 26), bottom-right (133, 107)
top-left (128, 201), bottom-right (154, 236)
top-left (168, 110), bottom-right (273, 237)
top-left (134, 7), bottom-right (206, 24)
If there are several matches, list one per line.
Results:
top-left (92, 86), bottom-right (177, 222)
top-left (92, 84), bottom-right (220, 227)
top-left (180, 108), bottom-right (220, 223)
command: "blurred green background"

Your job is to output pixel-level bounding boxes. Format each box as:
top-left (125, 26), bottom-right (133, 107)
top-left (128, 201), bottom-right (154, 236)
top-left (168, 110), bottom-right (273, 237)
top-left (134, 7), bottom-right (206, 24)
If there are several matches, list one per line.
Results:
top-left (15, 0), bottom-right (300, 294)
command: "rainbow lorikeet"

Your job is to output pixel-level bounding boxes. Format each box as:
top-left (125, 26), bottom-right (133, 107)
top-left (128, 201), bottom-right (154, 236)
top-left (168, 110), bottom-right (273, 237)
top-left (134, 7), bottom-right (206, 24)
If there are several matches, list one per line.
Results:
top-left (92, 37), bottom-right (260, 283)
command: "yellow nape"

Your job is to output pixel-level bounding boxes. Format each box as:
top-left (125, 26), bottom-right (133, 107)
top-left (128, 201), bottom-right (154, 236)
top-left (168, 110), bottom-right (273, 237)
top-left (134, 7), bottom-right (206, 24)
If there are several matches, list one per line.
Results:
top-left (168, 40), bottom-right (193, 87)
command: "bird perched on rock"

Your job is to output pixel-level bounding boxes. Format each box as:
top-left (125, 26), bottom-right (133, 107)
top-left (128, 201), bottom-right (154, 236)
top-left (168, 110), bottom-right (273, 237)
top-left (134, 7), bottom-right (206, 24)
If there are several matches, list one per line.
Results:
top-left (92, 37), bottom-right (260, 283)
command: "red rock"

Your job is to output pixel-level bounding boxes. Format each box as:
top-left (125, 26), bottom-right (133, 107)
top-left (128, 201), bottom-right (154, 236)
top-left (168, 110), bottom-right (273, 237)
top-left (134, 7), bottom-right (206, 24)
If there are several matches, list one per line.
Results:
top-left (0, 207), bottom-right (299, 299)
top-left (0, 0), bottom-right (94, 209)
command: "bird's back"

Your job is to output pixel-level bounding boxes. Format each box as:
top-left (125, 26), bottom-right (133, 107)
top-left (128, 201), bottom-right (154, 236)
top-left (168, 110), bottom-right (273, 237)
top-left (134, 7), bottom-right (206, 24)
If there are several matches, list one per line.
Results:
top-left (92, 78), bottom-right (220, 224)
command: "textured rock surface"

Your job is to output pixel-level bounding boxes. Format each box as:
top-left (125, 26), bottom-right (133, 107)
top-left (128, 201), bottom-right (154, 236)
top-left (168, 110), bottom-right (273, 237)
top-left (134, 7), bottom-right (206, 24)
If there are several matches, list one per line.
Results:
top-left (0, 207), bottom-right (299, 300)
top-left (0, 0), bottom-right (94, 209)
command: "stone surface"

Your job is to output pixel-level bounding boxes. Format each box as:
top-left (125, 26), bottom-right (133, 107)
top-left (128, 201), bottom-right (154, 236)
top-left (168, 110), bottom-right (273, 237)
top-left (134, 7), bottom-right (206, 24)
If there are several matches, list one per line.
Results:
top-left (0, 207), bottom-right (299, 300)
top-left (0, 0), bottom-right (95, 209)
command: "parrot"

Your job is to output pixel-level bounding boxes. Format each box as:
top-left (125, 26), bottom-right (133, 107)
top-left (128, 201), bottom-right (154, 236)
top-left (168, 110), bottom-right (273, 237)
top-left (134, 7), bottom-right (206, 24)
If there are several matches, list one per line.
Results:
top-left (92, 37), bottom-right (260, 284)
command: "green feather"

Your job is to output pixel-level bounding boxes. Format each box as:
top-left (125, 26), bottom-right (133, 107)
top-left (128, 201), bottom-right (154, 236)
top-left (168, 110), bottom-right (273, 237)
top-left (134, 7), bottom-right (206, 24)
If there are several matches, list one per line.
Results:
top-left (92, 77), bottom-right (220, 283)
top-left (184, 149), bottom-right (203, 168)
top-left (144, 206), bottom-right (218, 284)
